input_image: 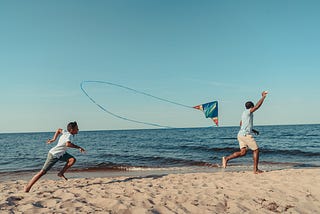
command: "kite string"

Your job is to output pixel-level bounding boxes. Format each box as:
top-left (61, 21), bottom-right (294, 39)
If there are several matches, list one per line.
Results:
top-left (82, 80), bottom-right (193, 109)
top-left (80, 80), bottom-right (195, 128)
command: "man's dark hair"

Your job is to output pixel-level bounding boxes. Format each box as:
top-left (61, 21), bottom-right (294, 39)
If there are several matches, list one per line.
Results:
top-left (67, 121), bottom-right (78, 132)
top-left (245, 101), bottom-right (254, 109)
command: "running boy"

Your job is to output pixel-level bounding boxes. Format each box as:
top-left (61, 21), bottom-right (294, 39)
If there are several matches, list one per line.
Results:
top-left (24, 121), bottom-right (85, 192)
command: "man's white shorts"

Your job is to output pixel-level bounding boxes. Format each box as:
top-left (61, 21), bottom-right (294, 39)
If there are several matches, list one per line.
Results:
top-left (237, 135), bottom-right (258, 150)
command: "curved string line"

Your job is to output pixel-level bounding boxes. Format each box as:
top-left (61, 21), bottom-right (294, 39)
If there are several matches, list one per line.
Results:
top-left (80, 80), bottom-right (193, 128)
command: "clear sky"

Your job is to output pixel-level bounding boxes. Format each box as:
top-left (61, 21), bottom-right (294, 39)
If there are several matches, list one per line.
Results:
top-left (1, 0), bottom-right (319, 133)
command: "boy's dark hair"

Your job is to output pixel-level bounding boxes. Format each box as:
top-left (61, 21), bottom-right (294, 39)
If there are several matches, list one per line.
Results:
top-left (67, 121), bottom-right (78, 132)
top-left (245, 101), bottom-right (254, 109)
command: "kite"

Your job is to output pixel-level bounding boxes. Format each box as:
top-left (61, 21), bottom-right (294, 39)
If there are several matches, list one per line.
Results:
top-left (193, 101), bottom-right (219, 126)
top-left (80, 80), bottom-right (219, 128)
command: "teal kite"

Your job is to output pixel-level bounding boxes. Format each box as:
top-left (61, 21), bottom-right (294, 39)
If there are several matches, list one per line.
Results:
top-left (193, 101), bottom-right (219, 126)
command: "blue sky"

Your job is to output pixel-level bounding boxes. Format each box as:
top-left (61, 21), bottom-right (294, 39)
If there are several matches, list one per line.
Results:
top-left (1, 0), bottom-right (319, 132)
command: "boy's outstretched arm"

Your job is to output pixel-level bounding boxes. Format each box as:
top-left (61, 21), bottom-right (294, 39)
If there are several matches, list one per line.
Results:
top-left (47, 128), bottom-right (63, 144)
top-left (66, 141), bottom-right (86, 153)
top-left (250, 91), bottom-right (268, 113)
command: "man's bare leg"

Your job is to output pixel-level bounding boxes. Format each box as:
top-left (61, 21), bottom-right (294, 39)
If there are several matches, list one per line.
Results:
top-left (24, 170), bottom-right (46, 192)
top-left (57, 158), bottom-right (76, 180)
top-left (253, 149), bottom-right (263, 174)
top-left (222, 148), bottom-right (247, 168)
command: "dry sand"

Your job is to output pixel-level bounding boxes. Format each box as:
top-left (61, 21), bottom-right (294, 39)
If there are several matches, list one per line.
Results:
top-left (1, 168), bottom-right (319, 214)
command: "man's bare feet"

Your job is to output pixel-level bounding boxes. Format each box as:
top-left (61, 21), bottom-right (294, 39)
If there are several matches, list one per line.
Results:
top-left (222, 156), bottom-right (227, 168)
top-left (58, 173), bottom-right (68, 180)
top-left (24, 186), bottom-right (30, 193)
top-left (254, 169), bottom-right (264, 174)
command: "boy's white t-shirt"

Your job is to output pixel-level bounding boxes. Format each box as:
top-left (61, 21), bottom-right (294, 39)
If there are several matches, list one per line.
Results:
top-left (49, 130), bottom-right (73, 158)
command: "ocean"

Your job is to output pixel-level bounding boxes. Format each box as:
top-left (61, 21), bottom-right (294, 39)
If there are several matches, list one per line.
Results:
top-left (0, 124), bottom-right (319, 178)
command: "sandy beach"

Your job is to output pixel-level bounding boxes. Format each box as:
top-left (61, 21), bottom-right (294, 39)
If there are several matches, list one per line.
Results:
top-left (1, 168), bottom-right (319, 214)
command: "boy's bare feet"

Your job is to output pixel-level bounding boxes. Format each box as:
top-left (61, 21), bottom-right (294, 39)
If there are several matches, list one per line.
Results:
top-left (222, 157), bottom-right (227, 168)
top-left (254, 169), bottom-right (264, 174)
top-left (58, 173), bottom-right (68, 180)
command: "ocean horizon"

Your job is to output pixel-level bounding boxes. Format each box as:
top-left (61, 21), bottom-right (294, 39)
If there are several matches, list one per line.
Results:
top-left (2, 123), bottom-right (320, 134)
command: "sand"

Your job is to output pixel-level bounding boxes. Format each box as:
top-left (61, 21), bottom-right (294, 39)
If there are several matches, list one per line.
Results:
top-left (0, 168), bottom-right (319, 214)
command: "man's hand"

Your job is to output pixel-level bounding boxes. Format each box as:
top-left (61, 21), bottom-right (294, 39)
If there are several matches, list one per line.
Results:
top-left (262, 91), bottom-right (268, 97)
top-left (79, 147), bottom-right (86, 153)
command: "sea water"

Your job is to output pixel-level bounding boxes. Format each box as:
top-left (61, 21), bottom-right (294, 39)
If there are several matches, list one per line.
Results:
top-left (0, 124), bottom-right (319, 176)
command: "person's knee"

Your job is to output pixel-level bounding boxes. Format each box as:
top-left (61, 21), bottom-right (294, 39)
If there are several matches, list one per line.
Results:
top-left (69, 157), bottom-right (76, 165)
top-left (239, 149), bottom-right (247, 156)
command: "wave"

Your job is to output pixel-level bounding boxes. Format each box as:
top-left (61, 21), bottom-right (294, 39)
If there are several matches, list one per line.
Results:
top-left (261, 149), bottom-right (320, 157)
top-left (178, 145), bottom-right (239, 153)
top-left (70, 164), bottom-right (219, 173)
top-left (72, 157), bottom-right (220, 172)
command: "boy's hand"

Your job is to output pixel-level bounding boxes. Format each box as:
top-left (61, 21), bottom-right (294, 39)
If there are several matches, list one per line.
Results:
top-left (79, 147), bottom-right (86, 153)
top-left (252, 129), bottom-right (259, 135)
top-left (47, 139), bottom-right (55, 144)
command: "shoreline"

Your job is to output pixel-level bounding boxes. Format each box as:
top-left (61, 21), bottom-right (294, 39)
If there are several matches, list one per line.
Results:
top-left (0, 166), bottom-right (221, 182)
top-left (0, 162), bottom-right (312, 182)
top-left (1, 168), bottom-right (319, 213)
